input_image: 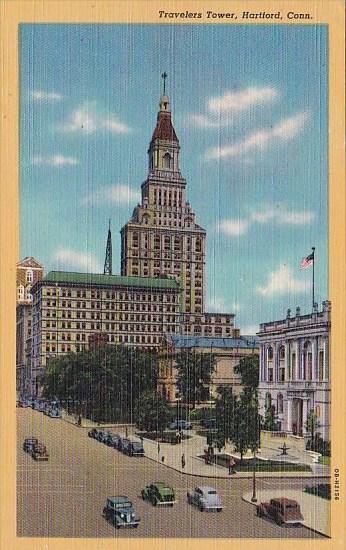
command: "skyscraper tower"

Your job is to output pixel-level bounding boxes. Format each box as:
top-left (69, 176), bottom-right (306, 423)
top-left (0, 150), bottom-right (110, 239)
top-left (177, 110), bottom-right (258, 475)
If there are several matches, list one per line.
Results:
top-left (104, 220), bottom-right (113, 275)
top-left (120, 76), bottom-right (206, 314)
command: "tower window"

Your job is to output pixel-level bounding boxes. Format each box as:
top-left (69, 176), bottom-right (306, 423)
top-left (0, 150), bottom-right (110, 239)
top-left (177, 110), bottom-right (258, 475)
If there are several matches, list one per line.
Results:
top-left (163, 152), bottom-right (172, 169)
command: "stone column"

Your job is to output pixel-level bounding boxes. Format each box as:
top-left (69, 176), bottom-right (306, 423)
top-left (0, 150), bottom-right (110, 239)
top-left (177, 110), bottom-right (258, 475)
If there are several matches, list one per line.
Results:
top-left (302, 399), bottom-right (308, 435)
top-left (286, 399), bottom-right (292, 433)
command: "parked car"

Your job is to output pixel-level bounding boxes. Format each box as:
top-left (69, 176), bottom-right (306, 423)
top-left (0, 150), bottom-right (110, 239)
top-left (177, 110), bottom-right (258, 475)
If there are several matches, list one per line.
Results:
top-left (256, 498), bottom-right (304, 525)
top-left (201, 418), bottom-right (217, 429)
top-left (23, 437), bottom-right (38, 453)
top-left (88, 428), bottom-right (100, 439)
top-left (105, 433), bottom-right (121, 447)
top-left (102, 496), bottom-right (140, 529)
top-left (118, 437), bottom-right (131, 454)
top-left (141, 482), bottom-right (175, 506)
top-left (123, 440), bottom-right (145, 457)
top-left (169, 420), bottom-right (192, 430)
top-left (187, 486), bottom-right (223, 512)
top-left (48, 408), bottom-right (61, 418)
top-left (30, 442), bottom-right (49, 461)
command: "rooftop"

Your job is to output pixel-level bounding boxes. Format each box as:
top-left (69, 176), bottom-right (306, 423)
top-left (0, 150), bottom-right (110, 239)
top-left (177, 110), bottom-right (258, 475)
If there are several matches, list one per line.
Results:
top-left (165, 334), bottom-right (259, 349)
top-left (41, 271), bottom-right (180, 290)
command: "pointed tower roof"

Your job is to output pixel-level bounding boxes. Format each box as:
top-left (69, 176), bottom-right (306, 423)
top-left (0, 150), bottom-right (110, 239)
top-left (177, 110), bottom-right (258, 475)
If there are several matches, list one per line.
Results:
top-left (150, 94), bottom-right (179, 143)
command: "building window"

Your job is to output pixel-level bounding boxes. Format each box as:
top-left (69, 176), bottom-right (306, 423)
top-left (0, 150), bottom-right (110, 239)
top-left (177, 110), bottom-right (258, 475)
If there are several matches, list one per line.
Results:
top-left (291, 352), bottom-right (296, 380)
top-left (267, 346), bottom-right (273, 360)
top-left (318, 350), bottom-right (324, 381)
top-left (277, 393), bottom-right (284, 414)
top-left (26, 269), bottom-right (33, 283)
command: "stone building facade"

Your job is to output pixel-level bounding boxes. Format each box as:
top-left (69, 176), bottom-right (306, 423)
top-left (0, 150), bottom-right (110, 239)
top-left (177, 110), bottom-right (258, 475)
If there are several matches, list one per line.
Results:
top-left (16, 304), bottom-right (32, 395)
top-left (257, 301), bottom-right (331, 440)
top-left (121, 92), bottom-right (235, 337)
top-left (30, 271), bottom-right (181, 393)
top-left (158, 334), bottom-right (259, 403)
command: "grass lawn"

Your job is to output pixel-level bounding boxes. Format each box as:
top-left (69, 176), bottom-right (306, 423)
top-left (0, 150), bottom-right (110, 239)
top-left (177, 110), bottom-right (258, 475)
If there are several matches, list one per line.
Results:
top-left (204, 454), bottom-right (311, 472)
top-left (318, 455), bottom-right (330, 465)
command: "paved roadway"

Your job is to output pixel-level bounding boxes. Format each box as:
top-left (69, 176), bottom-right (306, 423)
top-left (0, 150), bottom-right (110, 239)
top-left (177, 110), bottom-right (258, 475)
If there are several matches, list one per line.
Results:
top-left (17, 408), bottom-right (323, 539)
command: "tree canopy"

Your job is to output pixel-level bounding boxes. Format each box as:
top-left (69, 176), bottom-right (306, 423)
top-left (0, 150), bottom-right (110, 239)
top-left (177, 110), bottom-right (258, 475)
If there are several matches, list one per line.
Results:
top-left (134, 390), bottom-right (171, 433)
top-left (175, 350), bottom-right (216, 408)
top-left (41, 345), bottom-right (157, 423)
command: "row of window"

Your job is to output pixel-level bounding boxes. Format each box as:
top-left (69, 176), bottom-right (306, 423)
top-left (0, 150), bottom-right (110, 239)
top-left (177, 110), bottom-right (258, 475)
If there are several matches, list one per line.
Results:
top-left (44, 332), bottom-right (164, 353)
top-left (43, 289), bottom-right (178, 302)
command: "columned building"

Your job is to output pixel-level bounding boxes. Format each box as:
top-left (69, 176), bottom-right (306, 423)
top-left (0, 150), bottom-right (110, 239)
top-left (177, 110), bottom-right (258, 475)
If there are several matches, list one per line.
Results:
top-left (258, 301), bottom-right (331, 440)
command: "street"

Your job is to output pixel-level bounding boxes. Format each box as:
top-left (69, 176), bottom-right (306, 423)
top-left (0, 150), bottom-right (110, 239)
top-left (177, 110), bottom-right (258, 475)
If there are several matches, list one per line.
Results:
top-left (17, 408), bottom-right (323, 538)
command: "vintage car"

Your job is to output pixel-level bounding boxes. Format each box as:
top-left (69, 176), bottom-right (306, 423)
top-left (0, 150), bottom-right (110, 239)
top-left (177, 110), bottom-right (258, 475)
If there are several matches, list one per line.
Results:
top-left (105, 433), bottom-right (121, 447)
top-left (123, 441), bottom-right (145, 457)
top-left (102, 496), bottom-right (140, 528)
top-left (256, 498), bottom-right (304, 525)
top-left (169, 419), bottom-right (192, 430)
top-left (187, 486), bottom-right (223, 512)
top-left (23, 437), bottom-right (38, 452)
top-left (48, 408), bottom-right (61, 418)
top-left (88, 428), bottom-right (101, 439)
top-left (30, 443), bottom-right (49, 461)
top-left (118, 437), bottom-right (130, 452)
top-left (141, 482), bottom-right (175, 506)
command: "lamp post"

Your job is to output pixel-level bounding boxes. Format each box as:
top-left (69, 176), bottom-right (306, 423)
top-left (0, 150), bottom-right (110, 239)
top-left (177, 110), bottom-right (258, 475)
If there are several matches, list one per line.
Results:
top-left (251, 450), bottom-right (257, 502)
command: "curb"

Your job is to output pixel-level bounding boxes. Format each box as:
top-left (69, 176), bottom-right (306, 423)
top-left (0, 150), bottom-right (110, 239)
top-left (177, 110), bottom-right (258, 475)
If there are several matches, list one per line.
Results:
top-left (143, 455), bottom-right (330, 480)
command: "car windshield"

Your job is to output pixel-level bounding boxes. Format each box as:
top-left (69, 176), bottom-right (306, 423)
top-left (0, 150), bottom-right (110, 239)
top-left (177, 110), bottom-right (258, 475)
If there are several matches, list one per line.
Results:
top-left (208, 490), bottom-right (217, 495)
top-left (286, 504), bottom-right (298, 509)
top-left (115, 502), bottom-right (131, 509)
top-left (132, 443), bottom-right (143, 449)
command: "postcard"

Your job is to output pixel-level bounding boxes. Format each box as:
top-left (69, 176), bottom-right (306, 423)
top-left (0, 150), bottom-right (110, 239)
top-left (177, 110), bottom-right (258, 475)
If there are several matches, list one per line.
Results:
top-left (0, 1), bottom-right (345, 549)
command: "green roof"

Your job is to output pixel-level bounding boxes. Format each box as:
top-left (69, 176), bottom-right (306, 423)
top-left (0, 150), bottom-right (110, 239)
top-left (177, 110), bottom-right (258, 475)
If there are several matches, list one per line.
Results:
top-left (42, 271), bottom-right (180, 291)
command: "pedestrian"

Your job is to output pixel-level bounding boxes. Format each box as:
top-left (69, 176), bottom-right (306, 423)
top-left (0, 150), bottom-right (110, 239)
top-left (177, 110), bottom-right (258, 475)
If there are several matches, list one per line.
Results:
top-left (181, 453), bottom-right (186, 469)
top-left (229, 456), bottom-right (236, 475)
top-left (176, 430), bottom-right (179, 444)
top-left (178, 427), bottom-right (182, 443)
top-left (228, 458), bottom-right (232, 476)
top-left (157, 442), bottom-right (160, 455)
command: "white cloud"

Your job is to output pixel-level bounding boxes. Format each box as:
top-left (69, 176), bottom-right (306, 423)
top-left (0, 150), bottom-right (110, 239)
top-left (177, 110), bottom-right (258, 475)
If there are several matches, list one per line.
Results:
top-left (240, 324), bottom-right (259, 335)
top-left (206, 112), bottom-right (309, 160)
top-left (187, 114), bottom-right (227, 129)
top-left (251, 206), bottom-right (315, 226)
top-left (219, 218), bottom-right (249, 236)
top-left (257, 264), bottom-right (310, 297)
top-left (82, 184), bottom-right (140, 206)
top-left (52, 249), bottom-right (102, 273)
top-left (32, 155), bottom-right (79, 166)
top-left (59, 101), bottom-right (130, 134)
top-left (208, 86), bottom-right (278, 113)
top-left (31, 90), bottom-right (62, 101)
top-left (206, 297), bottom-right (240, 313)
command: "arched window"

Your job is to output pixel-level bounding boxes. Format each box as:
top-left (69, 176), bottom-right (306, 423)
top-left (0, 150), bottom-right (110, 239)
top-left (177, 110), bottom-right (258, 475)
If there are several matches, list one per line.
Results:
top-left (277, 393), bottom-right (284, 414)
top-left (302, 341), bottom-right (312, 380)
top-left (163, 152), bottom-right (172, 169)
top-left (315, 405), bottom-right (320, 418)
top-left (267, 346), bottom-right (273, 360)
top-left (279, 346), bottom-right (285, 359)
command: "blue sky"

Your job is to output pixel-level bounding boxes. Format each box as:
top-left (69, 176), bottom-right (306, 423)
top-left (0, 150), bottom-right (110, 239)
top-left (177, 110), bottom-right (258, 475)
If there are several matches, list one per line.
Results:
top-left (20, 24), bottom-right (327, 333)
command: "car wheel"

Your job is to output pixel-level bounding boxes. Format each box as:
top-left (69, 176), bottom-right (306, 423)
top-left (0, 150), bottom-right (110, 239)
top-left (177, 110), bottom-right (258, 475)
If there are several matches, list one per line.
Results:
top-left (199, 504), bottom-right (204, 512)
top-left (276, 516), bottom-right (283, 526)
top-left (170, 503), bottom-right (174, 507)
top-left (153, 498), bottom-right (157, 507)
top-left (217, 508), bottom-right (222, 513)
top-left (141, 492), bottom-right (145, 500)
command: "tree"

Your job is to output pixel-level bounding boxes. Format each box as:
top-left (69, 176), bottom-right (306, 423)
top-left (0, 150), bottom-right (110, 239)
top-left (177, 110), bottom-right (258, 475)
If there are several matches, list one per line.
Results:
top-left (215, 386), bottom-right (237, 445)
top-left (263, 405), bottom-right (276, 431)
top-left (134, 390), bottom-right (171, 433)
top-left (41, 345), bottom-right (158, 423)
top-left (305, 410), bottom-right (320, 448)
top-left (175, 350), bottom-right (216, 409)
top-left (234, 354), bottom-right (259, 393)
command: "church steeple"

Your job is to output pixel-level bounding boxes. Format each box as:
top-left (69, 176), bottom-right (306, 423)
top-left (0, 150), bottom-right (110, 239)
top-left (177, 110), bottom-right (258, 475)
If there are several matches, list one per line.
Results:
top-left (148, 73), bottom-right (180, 173)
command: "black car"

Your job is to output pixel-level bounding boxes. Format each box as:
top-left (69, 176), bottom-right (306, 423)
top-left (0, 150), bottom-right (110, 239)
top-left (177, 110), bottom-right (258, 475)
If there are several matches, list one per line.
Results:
top-left (118, 438), bottom-right (130, 452)
top-left (88, 428), bottom-right (101, 439)
top-left (23, 437), bottom-right (38, 452)
top-left (123, 441), bottom-right (145, 457)
top-left (106, 433), bottom-right (121, 448)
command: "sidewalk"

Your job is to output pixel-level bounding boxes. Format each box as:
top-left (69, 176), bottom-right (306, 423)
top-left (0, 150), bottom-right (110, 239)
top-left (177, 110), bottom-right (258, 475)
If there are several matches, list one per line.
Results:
top-left (242, 488), bottom-right (330, 537)
top-left (140, 433), bottom-right (330, 479)
top-left (60, 410), bottom-right (136, 433)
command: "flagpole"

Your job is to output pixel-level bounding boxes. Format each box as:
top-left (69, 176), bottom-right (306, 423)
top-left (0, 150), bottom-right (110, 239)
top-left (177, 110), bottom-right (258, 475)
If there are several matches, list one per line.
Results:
top-left (312, 247), bottom-right (315, 311)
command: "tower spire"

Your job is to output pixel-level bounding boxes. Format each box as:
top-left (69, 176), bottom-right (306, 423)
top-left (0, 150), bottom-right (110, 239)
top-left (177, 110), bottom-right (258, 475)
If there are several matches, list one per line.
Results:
top-left (161, 71), bottom-right (167, 95)
top-left (103, 220), bottom-right (112, 275)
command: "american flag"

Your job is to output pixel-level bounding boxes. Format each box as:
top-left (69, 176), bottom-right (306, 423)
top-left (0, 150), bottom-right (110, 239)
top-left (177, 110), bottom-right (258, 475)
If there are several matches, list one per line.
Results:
top-left (300, 252), bottom-right (314, 269)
